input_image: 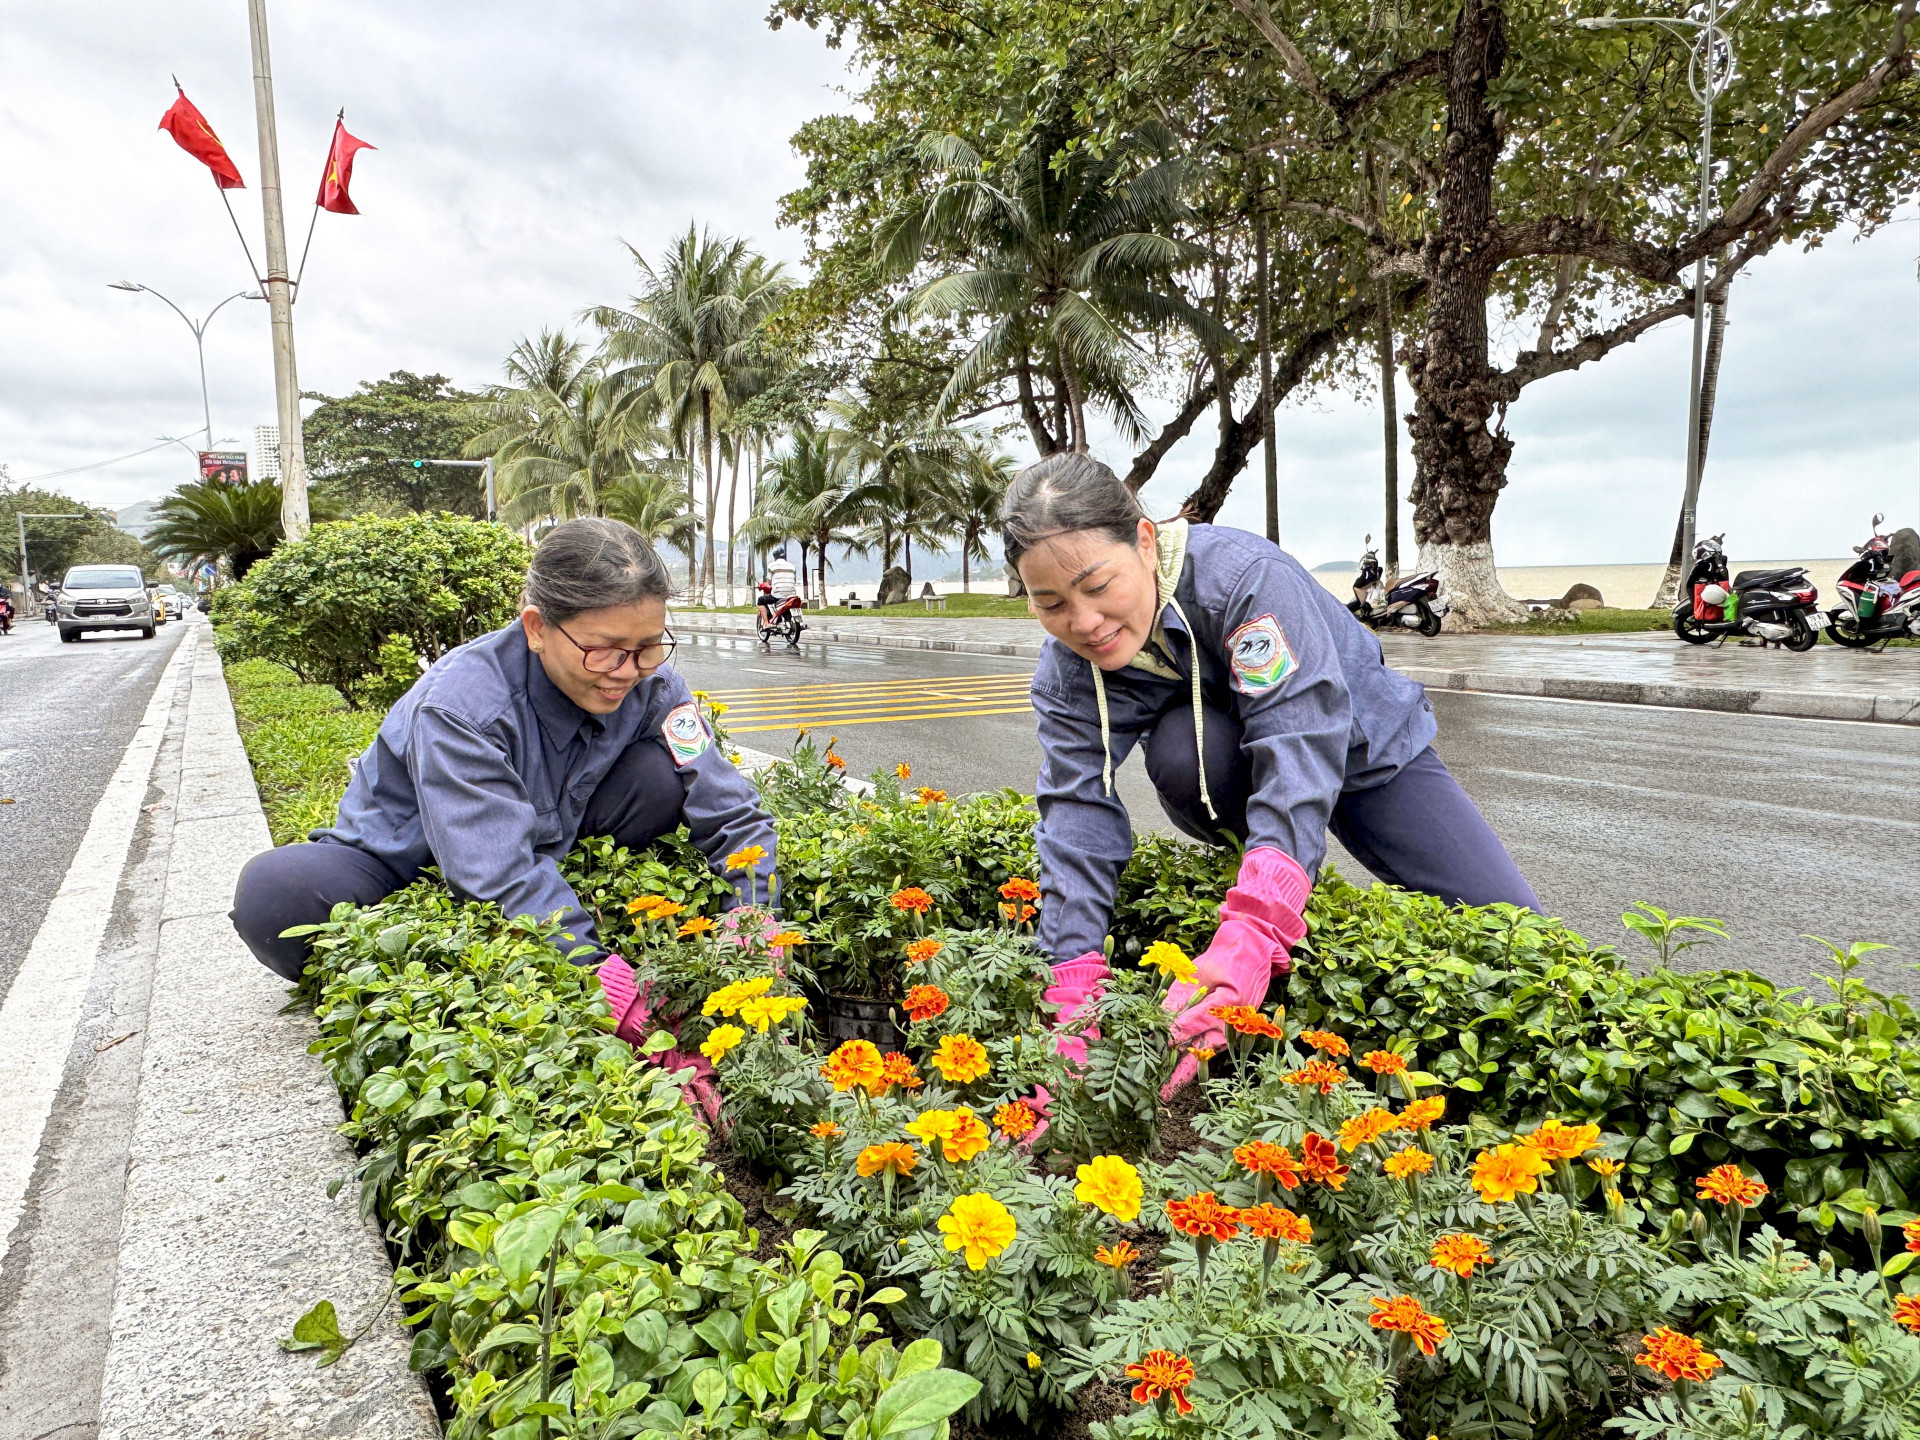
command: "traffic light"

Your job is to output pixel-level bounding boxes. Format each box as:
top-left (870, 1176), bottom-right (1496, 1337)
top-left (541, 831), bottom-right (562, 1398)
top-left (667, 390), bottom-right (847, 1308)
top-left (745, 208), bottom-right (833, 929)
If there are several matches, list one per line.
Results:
top-left (412, 459), bottom-right (425, 470)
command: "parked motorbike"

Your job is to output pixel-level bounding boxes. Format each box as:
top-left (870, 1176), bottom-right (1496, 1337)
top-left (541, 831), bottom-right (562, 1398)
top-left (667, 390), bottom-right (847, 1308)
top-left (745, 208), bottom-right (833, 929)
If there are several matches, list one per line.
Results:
top-left (755, 580), bottom-right (806, 648)
top-left (1825, 513), bottom-right (1920, 648)
top-left (1347, 536), bottom-right (1446, 637)
top-left (1672, 534), bottom-right (1826, 651)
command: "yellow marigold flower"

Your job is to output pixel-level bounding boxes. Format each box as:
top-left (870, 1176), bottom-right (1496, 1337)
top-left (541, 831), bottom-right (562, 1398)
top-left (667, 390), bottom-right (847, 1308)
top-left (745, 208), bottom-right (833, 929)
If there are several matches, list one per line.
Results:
top-left (1339, 1108), bottom-right (1399, 1152)
top-left (809, 1121), bottom-right (842, 1139)
top-left (938, 1192), bottom-right (1016, 1269)
top-left (1095, 1241), bottom-right (1139, 1268)
top-left (699, 1024), bottom-right (745, 1063)
top-left (1385, 1147), bottom-right (1435, 1179)
top-left (724, 844), bottom-right (767, 872)
top-left (1430, 1233), bottom-right (1492, 1278)
top-left (1471, 1144), bottom-right (1553, 1204)
top-left (1188, 1045), bottom-right (1215, 1062)
top-left (1396, 1096), bottom-right (1448, 1131)
top-left (821, 1039), bottom-right (887, 1094)
top-left (1522, 1118), bottom-right (1602, 1162)
top-left (906, 1107), bottom-right (988, 1162)
top-left (737, 994), bottom-right (806, 1032)
top-left (1696, 1164), bottom-right (1768, 1208)
top-left (768, 930), bottom-right (807, 947)
top-left (857, 1142), bottom-right (919, 1178)
top-left (930, 1033), bottom-right (990, 1085)
top-left (626, 893), bottom-right (672, 916)
top-left (1026, 1351), bottom-right (1041, 1370)
top-left (1074, 1155), bottom-right (1143, 1222)
top-left (895, 762), bottom-right (912, 780)
top-left (702, 976), bottom-right (775, 1017)
top-left (1361, 1050), bottom-right (1409, 1075)
top-left (1588, 1158), bottom-right (1625, 1178)
top-left (677, 916), bottom-right (716, 937)
top-left (1139, 941), bottom-right (1196, 982)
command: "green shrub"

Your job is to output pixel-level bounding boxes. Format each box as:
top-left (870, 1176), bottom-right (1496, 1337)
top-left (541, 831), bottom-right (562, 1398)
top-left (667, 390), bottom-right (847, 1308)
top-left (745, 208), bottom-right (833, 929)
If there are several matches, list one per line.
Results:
top-left (216, 511), bottom-right (529, 707)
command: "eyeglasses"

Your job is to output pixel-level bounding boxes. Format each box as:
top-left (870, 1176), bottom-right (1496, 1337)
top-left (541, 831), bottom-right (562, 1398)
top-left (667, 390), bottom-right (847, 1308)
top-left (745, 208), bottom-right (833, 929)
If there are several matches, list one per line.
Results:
top-left (551, 622), bottom-right (677, 674)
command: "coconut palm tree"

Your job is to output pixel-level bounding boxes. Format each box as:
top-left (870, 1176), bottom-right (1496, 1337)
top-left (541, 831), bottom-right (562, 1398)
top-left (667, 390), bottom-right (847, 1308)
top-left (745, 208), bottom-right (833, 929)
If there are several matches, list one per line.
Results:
top-left (943, 440), bottom-right (1017, 592)
top-left (601, 468), bottom-right (699, 569)
top-left (826, 396), bottom-right (970, 587)
top-left (147, 479), bottom-right (342, 579)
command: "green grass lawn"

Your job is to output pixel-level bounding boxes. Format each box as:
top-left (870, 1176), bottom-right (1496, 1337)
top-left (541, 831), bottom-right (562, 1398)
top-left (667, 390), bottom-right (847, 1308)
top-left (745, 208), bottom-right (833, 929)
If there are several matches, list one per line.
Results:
top-left (1483, 606), bottom-right (1672, 635)
top-left (225, 658), bottom-right (383, 845)
top-left (679, 591), bottom-right (1037, 620)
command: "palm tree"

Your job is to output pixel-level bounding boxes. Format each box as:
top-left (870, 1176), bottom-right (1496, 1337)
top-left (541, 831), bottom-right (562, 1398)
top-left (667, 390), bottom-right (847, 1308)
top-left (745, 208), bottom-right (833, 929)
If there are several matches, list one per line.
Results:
top-left (743, 428), bottom-right (860, 604)
top-left (826, 396), bottom-right (969, 587)
top-left (943, 440), bottom-right (1016, 592)
top-left (465, 332), bottom-right (662, 527)
top-left (601, 469), bottom-right (698, 563)
top-left (879, 127), bottom-right (1220, 455)
top-left (147, 479), bottom-right (342, 579)
top-left (590, 230), bottom-right (791, 605)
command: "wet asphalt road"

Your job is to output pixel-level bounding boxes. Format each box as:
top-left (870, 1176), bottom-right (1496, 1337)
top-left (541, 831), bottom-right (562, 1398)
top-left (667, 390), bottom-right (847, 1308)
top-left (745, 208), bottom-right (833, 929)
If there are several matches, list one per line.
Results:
top-left (673, 632), bottom-right (1920, 993)
top-left (0, 615), bottom-right (190, 1007)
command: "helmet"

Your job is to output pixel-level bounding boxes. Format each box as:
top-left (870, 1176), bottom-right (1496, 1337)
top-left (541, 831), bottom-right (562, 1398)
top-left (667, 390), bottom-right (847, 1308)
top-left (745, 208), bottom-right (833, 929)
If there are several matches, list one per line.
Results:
top-left (773, 546), bottom-right (787, 560)
top-left (1701, 584), bottom-right (1729, 607)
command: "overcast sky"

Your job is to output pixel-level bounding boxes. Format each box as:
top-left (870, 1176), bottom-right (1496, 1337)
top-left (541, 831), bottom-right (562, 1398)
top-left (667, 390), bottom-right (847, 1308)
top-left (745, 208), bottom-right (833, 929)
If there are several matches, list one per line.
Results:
top-left (3, 0), bottom-right (1916, 570)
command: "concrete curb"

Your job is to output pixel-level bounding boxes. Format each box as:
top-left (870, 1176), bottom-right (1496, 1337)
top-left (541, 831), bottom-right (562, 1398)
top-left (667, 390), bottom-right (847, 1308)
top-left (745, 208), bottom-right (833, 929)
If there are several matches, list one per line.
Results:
top-left (98, 633), bottom-right (439, 1438)
top-left (676, 617), bottom-right (1920, 726)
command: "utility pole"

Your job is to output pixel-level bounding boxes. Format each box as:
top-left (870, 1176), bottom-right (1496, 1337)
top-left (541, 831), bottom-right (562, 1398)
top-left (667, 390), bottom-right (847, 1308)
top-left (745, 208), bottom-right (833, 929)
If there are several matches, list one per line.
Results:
top-left (246, 0), bottom-right (311, 540)
top-left (1255, 200), bottom-right (1279, 545)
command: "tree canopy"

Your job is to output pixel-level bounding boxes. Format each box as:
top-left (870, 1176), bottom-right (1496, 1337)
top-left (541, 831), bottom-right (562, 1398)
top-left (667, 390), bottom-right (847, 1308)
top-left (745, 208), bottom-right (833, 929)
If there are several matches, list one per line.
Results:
top-left (303, 371), bottom-right (490, 516)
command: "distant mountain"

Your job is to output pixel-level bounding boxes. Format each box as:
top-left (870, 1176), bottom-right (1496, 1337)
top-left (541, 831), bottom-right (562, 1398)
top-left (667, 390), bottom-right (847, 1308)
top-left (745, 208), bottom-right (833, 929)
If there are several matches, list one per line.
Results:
top-left (1310, 559), bottom-right (1357, 574)
top-left (114, 498), bottom-right (161, 541)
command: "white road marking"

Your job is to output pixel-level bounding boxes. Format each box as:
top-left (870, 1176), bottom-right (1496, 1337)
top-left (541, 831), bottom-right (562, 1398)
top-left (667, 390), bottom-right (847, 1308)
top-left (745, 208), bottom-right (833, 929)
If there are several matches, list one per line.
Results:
top-left (738, 667), bottom-right (783, 674)
top-left (0, 629), bottom-right (196, 1267)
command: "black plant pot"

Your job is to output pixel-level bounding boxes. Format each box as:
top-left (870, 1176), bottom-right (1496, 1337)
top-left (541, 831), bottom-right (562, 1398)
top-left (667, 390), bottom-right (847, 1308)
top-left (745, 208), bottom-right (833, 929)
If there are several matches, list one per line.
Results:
top-left (818, 992), bottom-right (906, 1051)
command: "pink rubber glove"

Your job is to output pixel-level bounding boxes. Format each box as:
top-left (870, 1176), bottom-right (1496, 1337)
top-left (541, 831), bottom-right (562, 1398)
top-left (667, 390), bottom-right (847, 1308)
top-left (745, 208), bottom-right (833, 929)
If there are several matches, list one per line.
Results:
top-left (1044, 952), bottom-right (1109, 1067)
top-left (596, 955), bottom-right (724, 1125)
top-left (1161, 848), bottom-right (1311, 1097)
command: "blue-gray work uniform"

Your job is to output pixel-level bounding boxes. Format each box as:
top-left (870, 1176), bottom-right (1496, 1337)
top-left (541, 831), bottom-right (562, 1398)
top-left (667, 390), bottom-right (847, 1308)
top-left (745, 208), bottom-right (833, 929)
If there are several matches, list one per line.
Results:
top-left (230, 620), bottom-right (776, 979)
top-left (1031, 522), bottom-right (1536, 964)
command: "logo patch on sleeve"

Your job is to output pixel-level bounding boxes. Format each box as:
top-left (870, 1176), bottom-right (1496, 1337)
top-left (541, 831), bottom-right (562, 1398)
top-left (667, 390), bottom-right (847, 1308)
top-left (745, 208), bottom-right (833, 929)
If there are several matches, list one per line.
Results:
top-left (1226, 614), bottom-right (1297, 694)
top-left (661, 703), bottom-right (712, 766)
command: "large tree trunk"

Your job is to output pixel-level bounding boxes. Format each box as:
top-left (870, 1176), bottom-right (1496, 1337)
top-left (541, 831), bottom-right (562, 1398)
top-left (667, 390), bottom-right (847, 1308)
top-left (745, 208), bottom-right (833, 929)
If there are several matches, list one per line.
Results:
top-left (725, 446), bottom-right (741, 608)
top-left (1405, 0), bottom-right (1527, 627)
top-left (1376, 278), bottom-right (1401, 578)
top-left (1653, 269), bottom-right (1732, 608)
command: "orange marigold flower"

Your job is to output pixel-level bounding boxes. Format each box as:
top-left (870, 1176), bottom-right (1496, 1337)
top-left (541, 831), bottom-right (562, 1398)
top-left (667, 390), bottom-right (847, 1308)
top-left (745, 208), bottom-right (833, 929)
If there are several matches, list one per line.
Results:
top-left (1233, 1140), bottom-right (1303, 1190)
top-left (724, 844), bottom-right (767, 871)
top-left (1589, 1158), bottom-right (1624, 1178)
top-left (856, 1142), bottom-right (919, 1178)
top-left (1188, 1045), bottom-right (1215, 1062)
top-left (1396, 1096), bottom-right (1448, 1130)
top-left (1471, 1143), bottom-right (1553, 1204)
top-left (1522, 1118), bottom-right (1603, 1162)
top-left (1696, 1164), bottom-right (1768, 1208)
top-left (1299, 1030), bottom-right (1350, 1057)
top-left (1013, 903), bottom-right (1037, 923)
top-left (1896, 1296), bottom-right (1920, 1332)
top-left (1281, 1060), bottom-right (1348, 1094)
top-left (825, 753), bottom-right (847, 771)
top-left (1903, 1219), bottom-right (1920, 1256)
top-left (1339, 1108), bottom-right (1400, 1152)
top-left (930, 1033), bottom-right (990, 1084)
top-left (904, 938), bottom-right (943, 965)
top-left (821, 1039), bottom-right (887, 1094)
top-left (677, 916), bottom-right (716, 937)
top-left (809, 1120), bottom-right (842, 1139)
top-left (914, 787), bottom-right (948, 804)
top-left (1369, 1295), bottom-right (1449, 1355)
top-left (1361, 1050), bottom-right (1409, 1075)
top-left (895, 762), bottom-right (912, 779)
top-left (1635, 1328), bottom-right (1723, 1383)
top-left (889, 886), bottom-right (935, 914)
top-left (1095, 1241), bottom-right (1140, 1268)
top-left (1165, 1191), bottom-right (1242, 1244)
top-left (994, 1101), bottom-right (1038, 1139)
top-left (768, 930), bottom-right (807, 947)
top-left (1241, 1203), bottom-right (1313, 1244)
top-left (1385, 1147), bottom-right (1436, 1179)
top-left (1300, 1132), bottom-right (1351, 1190)
top-left (880, 1052), bottom-right (919, 1089)
top-left (999, 876), bottom-right (1041, 902)
top-left (902, 984), bottom-right (950, 1022)
top-left (905, 1106), bottom-right (991, 1162)
top-left (1124, 1350), bottom-right (1195, 1415)
top-left (1431, 1233), bottom-right (1493, 1278)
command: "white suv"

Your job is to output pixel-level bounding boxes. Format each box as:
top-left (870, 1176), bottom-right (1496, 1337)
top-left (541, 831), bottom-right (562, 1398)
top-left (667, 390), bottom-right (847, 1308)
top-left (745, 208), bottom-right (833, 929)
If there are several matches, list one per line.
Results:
top-left (57, 565), bottom-right (156, 642)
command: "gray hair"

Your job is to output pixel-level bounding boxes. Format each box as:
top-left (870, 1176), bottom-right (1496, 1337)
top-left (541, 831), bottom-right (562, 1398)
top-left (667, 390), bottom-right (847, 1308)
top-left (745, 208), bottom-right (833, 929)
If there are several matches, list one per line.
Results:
top-left (1000, 453), bottom-right (1149, 567)
top-left (522, 517), bottom-right (669, 623)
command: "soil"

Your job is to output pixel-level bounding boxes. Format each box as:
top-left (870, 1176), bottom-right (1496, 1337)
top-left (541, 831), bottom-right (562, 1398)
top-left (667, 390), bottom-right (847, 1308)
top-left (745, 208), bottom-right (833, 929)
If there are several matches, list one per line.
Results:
top-left (1151, 1080), bottom-right (1217, 1163)
top-left (705, 1133), bottom-right (797, 1260)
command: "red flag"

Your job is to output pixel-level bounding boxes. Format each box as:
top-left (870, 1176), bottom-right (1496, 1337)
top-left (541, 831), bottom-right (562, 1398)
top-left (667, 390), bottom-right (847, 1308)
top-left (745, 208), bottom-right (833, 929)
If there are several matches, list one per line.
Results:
top-left (316, 118), bottom-right (376, 214)
top-left (157, 86), bottom-right (244, 189)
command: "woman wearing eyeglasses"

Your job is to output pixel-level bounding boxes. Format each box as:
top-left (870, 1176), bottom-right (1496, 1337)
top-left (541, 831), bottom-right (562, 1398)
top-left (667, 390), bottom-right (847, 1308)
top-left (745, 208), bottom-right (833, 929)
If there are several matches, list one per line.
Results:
top-left (230, 517), bottom-right (777, 986)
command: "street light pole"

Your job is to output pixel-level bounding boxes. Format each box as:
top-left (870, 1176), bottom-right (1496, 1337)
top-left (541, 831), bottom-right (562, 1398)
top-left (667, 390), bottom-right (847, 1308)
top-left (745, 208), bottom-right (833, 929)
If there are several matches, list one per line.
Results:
top-left (108, 284), bottom-right (262, 449)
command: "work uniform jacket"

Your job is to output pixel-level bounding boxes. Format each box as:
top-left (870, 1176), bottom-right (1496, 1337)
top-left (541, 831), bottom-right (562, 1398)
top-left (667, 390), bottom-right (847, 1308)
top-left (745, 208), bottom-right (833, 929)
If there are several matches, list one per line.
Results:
top-left (320, 620), bottom-right (774, 951)
top-left (1031, 522), bottom-right (1436, 963)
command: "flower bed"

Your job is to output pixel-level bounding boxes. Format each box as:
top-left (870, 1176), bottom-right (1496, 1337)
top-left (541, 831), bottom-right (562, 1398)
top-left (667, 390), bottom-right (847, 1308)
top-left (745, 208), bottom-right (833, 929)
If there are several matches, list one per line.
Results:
top-left (282, 730), bottom-right (1920, 1437)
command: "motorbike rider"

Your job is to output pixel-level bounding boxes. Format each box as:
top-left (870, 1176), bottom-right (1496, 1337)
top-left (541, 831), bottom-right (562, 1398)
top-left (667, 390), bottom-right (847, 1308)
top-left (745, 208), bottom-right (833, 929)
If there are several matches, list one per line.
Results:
top-left (0, 589), bottom-right (14, 634)
top-left (1006, 454), bottom-right (1537, 1091)
top-left (760, 547), bottom-right (799, 623)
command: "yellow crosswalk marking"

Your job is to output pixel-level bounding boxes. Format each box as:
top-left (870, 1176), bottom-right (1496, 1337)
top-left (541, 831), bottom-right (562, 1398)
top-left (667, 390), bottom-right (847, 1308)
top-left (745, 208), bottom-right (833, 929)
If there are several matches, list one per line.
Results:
top-left (702, 672), bottom-right (1035, 732)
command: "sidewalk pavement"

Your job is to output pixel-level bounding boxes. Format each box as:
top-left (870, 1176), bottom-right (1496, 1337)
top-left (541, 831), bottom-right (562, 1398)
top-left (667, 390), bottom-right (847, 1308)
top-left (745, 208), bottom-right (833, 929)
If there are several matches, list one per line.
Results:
top-left (670, 609), bottom-right (1920, 726)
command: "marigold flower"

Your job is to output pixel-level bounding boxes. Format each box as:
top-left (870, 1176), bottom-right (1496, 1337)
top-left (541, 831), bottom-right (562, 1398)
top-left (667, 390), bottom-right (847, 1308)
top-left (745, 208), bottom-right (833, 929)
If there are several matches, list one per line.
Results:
top-left (1300, 1132), bottom-right (1351, 1190)
top-left (902, 985), bottom-right (949, 1022)
top-left (896, 762), bottom-right (912, 779)
top-left (1396, 1096), bottom-right (1448, 1130)
top-left (1139, 941), bottom-right (1196, 982)
top-left (699, 1024), bottom-right (745, 1063)
top-left (1026, 1351), bottom-right (1041, 1370)
top-left (905, 1107), bottom-right (989, 1162)
top-left (998, 876), bottom-right (1041, 902)
top-left (1165, 1191), bottom-right (1241, 1243)
top-left (889, 886), bottom-right (934, 914)
top-left (1696, 1164), bottom-right (1768, 1208)
top-left (1188, 1045), bottom-right (1215, 1062)
top-left (737, 994), bottom-right (805, 1032)
top-left (825, 753), bottom-right (847, 771)
top-left (904, 938), bottom-right (943, 965)
top-left (1903, 1219), bottom-right (1920, 1256)
top-left (1588, 1158), bottom-right (1625, 1178)
top-left (1095, 1241), bottom-right (1140, 1268)
top-left (703, 976), bottom-right (775, 1017)
top-left (1361, 1050), bottom-right (1409, 1076)
top-left (1124, 1351), bottom-right (1195, 1415)
top-left (1471, 1143), bottom-right (1553, 1204)
top-left (821, 1039), bottom-right (887, 1094)
top-left (1281, 1060), bottom-right (1347, 1094)
top-left (1299, 1030), bottom-right (1350, 1057)
top-left (1339, 1108), bottom-right (1400, 1152)
top-left (857, 1142), bottom-right (919, 1178)
top-left (937, 1192), bottom-right (1015, 1269)
top-left (677, 916), bottom-right (716, 937)
top-left (724, 844), bottom-right (767, 872)
top-left (1369, 1295), bottom-right (1449, 1355)
top-left (809, 1120), bottom-right (842, 1140)
top-left (768, 930), bottom-right (807, 947)
top-left (997, 901), bottom-right (1038, 924)
top-left (1521, 1118), bottom-right (1603, 1162)
top-left (914, 787), bottom-right (948, 805)
top-left (1378, 1150), bottom-right (1430, 1182)
top-left (1635, 1328), bottom-right (1723, 1383)
top-left (994, 1101), bottom-right (1038, 1139)
top-left (1431, 1233), bottom-right (1493, 1278)
top-left (1896, 1296), bottom-right (1920, 1332)
top-left (1234, 1140), bottom-right (1303, 1190)
top-left (880, 1051), bottom-right (920, 1090)
top-left (1213, 1004), bottom-right (1284, 1039)
top-left (1241, 1204), bottom-right (1313, 1244)
top-left (626, 893), bottom-right (674, 917)
top-left (1074, 1156), bottom-right (1143, 1222)
top-left (930, 1033), bottom-right (990, 1084)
